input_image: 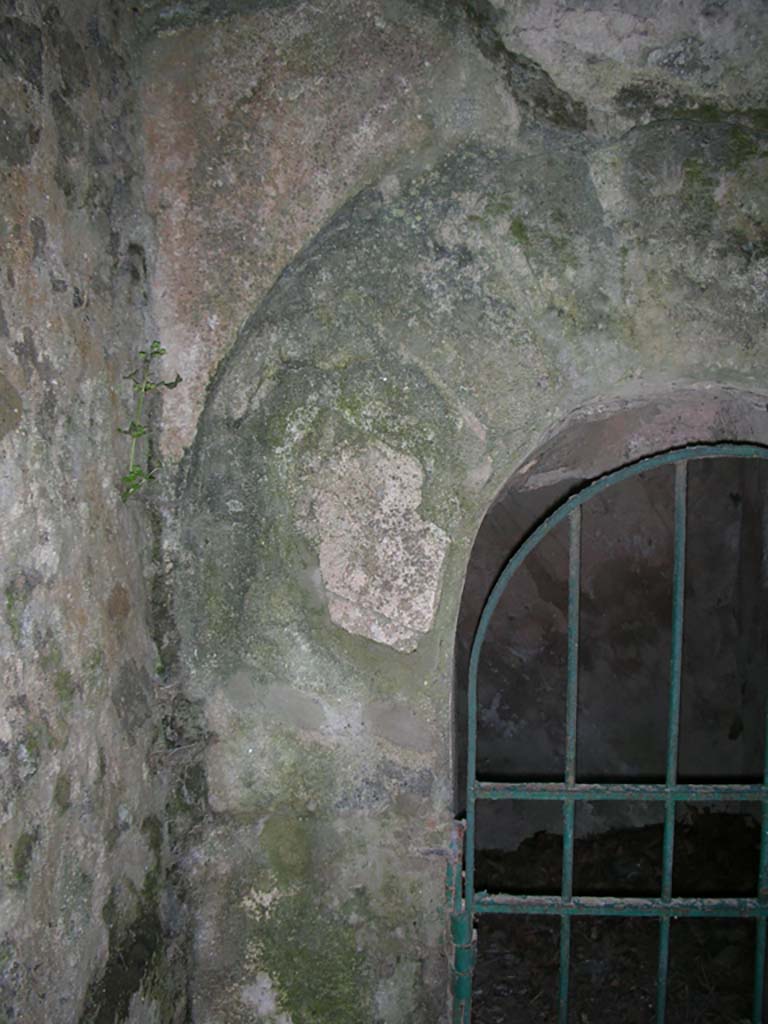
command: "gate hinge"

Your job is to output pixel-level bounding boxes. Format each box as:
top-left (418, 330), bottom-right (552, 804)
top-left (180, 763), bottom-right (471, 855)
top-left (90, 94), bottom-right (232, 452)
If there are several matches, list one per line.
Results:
top-left (446, 820), bottom-right (476, 1024)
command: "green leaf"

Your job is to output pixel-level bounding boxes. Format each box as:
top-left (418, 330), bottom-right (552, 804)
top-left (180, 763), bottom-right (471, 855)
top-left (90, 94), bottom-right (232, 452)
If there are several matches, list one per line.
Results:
top-left (119, 339), bottom-right (175, 498)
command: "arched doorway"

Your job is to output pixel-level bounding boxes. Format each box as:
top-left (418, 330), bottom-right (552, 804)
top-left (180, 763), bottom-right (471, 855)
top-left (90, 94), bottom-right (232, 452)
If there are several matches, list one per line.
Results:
top-left (452, 438), bottom-right (768, 1023)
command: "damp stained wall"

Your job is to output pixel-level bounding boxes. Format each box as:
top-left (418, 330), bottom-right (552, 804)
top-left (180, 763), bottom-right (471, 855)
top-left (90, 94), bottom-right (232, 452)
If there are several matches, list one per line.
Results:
top-left (0, 3), bottom-right (186, 1022)
top-left (148, 1), bottom-right (768, 1021)
top-left (1, 0), bottom-right (768, 1022)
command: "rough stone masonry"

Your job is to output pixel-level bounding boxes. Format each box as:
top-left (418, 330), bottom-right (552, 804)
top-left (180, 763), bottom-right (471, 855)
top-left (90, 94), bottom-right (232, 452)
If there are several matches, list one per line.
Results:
top-left (1, 0), bottom-right (767, 1021)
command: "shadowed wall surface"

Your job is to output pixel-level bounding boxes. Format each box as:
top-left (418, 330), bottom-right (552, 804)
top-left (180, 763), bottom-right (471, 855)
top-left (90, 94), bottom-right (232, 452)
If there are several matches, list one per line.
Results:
top-left (2, 0), bottom-right (768, 1021)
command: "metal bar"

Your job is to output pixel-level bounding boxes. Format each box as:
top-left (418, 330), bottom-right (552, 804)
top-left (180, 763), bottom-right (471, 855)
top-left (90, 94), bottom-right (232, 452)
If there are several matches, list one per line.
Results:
top-left (657, 461), bottom-right (687, 1024)
top-left (475, 781), bottom-right (767, 801)
top-left (465, 547), bottom-right (481, 925)
top-left (451, 905), bottom-right (474, 1024)
top-left (752, 681), bottom-right (768, 1022)
top-left (474, 893), bottom-right (768, 918)
top-left (445, 849), bottom-right (456, 915)
top-left (558, 916), bottom-right (571, 1024)
top-left (559, 802), bottom-right (575, 1024)
top-left (663, 460), bottom-right (688, 879)
top-left (753, 919), bottom-right (766, 1024)
top-left (459, 445), bottom-right (768, 1024)
top-left (447, 822), bottom-right (464, 915)
top-left (447, 822), bottom-right (472, 1023)
top-left (558, 509), bottom-right (581, 1024)
top-left (565, 507), bottom-right (581, 788)
top-left (656, 918), bottom-right (671, 1021)
top-left (561, 800), bottom-right (576, 902)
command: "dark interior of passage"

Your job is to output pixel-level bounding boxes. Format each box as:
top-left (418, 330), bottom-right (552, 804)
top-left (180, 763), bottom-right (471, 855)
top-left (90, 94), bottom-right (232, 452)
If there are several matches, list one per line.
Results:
top-left (456, 450), bottom-right (768, 1023)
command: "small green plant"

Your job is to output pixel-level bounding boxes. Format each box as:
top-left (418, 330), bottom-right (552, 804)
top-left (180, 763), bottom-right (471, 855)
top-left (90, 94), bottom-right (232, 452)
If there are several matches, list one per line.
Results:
top-left (119, 341), bottom-right (181, 500)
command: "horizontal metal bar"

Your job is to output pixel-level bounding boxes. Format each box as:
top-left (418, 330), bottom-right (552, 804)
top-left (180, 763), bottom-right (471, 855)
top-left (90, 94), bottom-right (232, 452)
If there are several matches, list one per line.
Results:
top-left (475, 893), bottom-right (768, 918)
top-left (475, 781), bottom-right (766, 802)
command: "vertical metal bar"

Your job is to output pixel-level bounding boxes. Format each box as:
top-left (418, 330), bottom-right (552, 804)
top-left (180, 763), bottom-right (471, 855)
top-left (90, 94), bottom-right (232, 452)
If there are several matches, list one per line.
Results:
top-left (559, 509), bottom-right (581, 1024)
top-left (451, 908), bottom-right (473, 1024)
top-left (561, 801), bottom-right (576, 900)
top-left (752, 678), bottom-right (768, 1022)
top-left (559, 915), bottom-right (572, 1024)
top-left (753, 917), bottom-right (766, 1024)
top-left (565, 507), bottom-right (581, 789)
top-left (559, 801), bottom-right (575, 1024)
top-left (665, 461), bottom-right (687, 823)
top-left (446, 821), bottom-right (463, 915)
top-left (657, 461), bottom-right (687, 1024)
top-left (464, 588), bottom-right (485, 1023)
top-left (656, 916), bottom-right (671, 1023)
top-left (466, 639), bottom-right (479, 925)
top-left (448, 822), bottom-right (472, 1024)
top-left (446, 842), bottom-right (456, 914)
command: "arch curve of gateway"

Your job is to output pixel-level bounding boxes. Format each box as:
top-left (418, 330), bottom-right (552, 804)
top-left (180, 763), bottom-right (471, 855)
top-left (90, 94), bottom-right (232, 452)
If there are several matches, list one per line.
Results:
top-left (452, 404), bottom-right (768, 1024)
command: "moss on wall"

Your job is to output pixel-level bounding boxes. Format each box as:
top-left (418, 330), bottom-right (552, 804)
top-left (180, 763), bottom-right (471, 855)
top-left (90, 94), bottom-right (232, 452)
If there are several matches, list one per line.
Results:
top-left (174, 83), bottom-right (768, 1018)
top-left (12, 831), bottom-right (38, 888)
top-left (3, 0), bottom-right (766, 1021)
top-left (247, 889), bottom-right (373, 1023)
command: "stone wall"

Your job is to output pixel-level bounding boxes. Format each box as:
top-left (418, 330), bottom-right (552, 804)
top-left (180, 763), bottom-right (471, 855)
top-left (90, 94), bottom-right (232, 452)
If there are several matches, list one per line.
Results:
top-left (2, 0), bottom-right (768, 1022)
top-left (1, 3), bottom-right (185, 1021)
top-left (149, 2), bottom-right (768, 1021)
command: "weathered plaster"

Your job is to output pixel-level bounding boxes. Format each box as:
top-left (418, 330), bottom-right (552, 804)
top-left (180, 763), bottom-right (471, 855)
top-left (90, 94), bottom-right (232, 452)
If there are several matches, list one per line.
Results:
top-left (172, 81), bottom-right (767, 1016)
top-left (3, 0), bottom-right (768, 1021)
top-left (0, 4), bottom-right (186, 1021)
top-left (473, 0), bottom-right (768, 136)
top-left (306, 443), bottom-right (450, 651)
top-left (142, 0), bottom-right (521, 461)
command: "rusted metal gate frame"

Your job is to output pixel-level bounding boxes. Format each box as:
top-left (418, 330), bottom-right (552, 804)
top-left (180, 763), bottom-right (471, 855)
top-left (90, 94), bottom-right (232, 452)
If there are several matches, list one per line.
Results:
top-left (450, 442), bottom-right (768, 1024)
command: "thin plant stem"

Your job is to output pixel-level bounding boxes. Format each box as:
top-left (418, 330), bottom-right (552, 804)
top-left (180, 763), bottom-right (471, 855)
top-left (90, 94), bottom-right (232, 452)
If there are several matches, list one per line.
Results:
top-left (119, 340), bottom-right (181, 501)
top-left (128, 377), bottom-right (146, 477)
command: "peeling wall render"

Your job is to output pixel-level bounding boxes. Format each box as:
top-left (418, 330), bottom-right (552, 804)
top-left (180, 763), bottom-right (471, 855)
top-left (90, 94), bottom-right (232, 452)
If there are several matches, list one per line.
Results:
top-left (1, 0), bottom-right (768, 1021)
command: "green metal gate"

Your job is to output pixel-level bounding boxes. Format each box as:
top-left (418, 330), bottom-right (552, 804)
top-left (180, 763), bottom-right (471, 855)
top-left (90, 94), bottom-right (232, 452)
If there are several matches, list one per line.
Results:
top-left (450, 442), bottom-right (768, 1023)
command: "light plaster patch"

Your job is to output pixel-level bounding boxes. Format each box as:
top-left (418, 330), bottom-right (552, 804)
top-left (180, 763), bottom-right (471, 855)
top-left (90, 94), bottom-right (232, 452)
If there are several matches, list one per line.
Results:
top-left (363, 701), bottom-right (436, 753)
top-left (242, 886), bottom-right (281, 918)
top-left (240, 972), bottom-right (293, 1023)
top-left (307, 444), bottom-right (449, 652)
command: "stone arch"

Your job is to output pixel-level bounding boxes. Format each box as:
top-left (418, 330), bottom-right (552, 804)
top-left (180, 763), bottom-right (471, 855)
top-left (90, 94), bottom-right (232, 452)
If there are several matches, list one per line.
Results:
top-left (454, 382), bottom-right (768, 807)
